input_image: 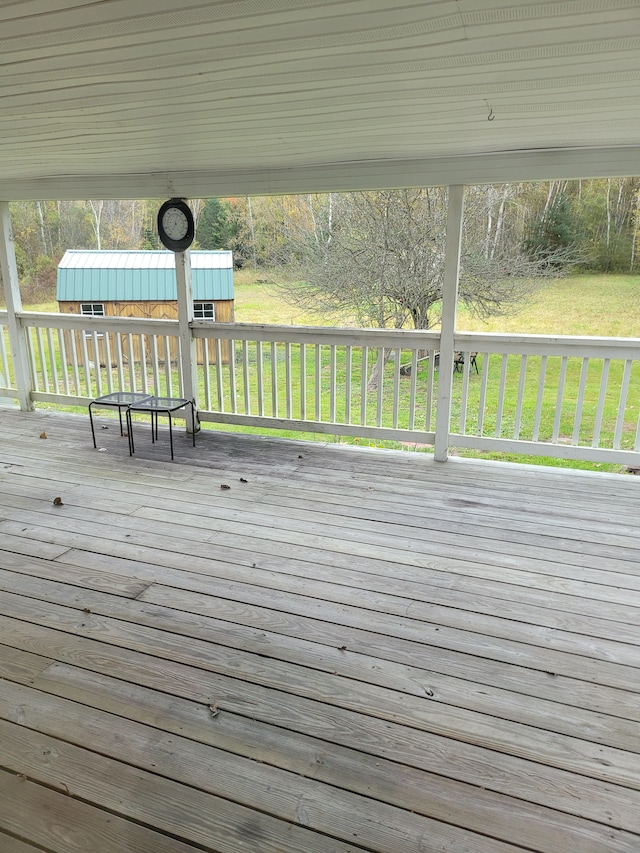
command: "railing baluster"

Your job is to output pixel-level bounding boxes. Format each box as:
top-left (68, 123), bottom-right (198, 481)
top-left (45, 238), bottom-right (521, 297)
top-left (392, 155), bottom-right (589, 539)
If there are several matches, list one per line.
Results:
top-left (613, 359), bottom-right (633, 449)
top-left (375, 348), bottom-right (384, 428)
top-left (80, 329), bottom-right (92, 397)
top-left (69, 329), bottom-right (80, 396)
top-left (392, 347), bottom-right (401, 429)
top-left (127, 333), bottom-right (136, 392)
top-left (116, 333), bottom-right (125, 391)
top-left (572, 357), bottom-right (589, 446)
top-left (229, 339), bottom-right (237, 412)
top-left (552, 356), bottom-right (568, 443)
top-left (202, 338), bottom-right (211, 410)
top-left (514, 355), bottom-right (527, 439)
top-left (314, 343), bottom-right (321, 421)
top-left (46, 327), bottom-right (59, 393)
top-left (299, 342), bottom-right (306, 420)
top-left (271, 341), bottom-right (278, 417)
top-left (477, 352), bottom-right (489, 435)
top-left (215, 337), bottom-right (224, 412)
top-left (58, 328), bottom-right (70, 396)
top-left (139, 334), bottom-right (148, 394)
top-left (242, 339), bottom-right (251, 414)
top-left (285, 341), bottom-right (292, 419)
top-left (163, 335), bottom-right (172, 396)
top-left (459, 351), bottom-right (470, 434)
top-left (494, 354), bottom-right (509, 437)
top-left (256, 340), bottom-right (264, 417)
top-left (91, 331), bottom-right (103, 396)
top-left (150, 334), bottom-right (160, 397)
top-left (425, 349), bottom-right (436, 431)
top-left (408, 349), bottom-right (418, 430)
top-left (0, 324), bottom-right (11, 383)
top-left (176, 338), bottom-right (184, 397)
top-left (329, 344), bottom-right (337, 423)
top-left (345, 345), bottom-right (352, 425)
top-left (104, 331), bottom-right (114, 394)
top-left (360, 346), bottom-right (368, 426)
top-left (592, 358), bottom-right (610, 448)
top-left (532, 356), bottom-right (547, 442)
top-left (35, 327), bottom-right (48, 392)
top-left (27, 328), bottom-right (40, 393)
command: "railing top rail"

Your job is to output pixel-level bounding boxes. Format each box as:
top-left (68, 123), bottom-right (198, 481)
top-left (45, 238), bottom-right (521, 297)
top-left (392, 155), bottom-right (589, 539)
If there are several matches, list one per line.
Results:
top-left (455, 331), bottom-right (640, 358)
top-left (191, 321), bottom-right (441, 347)
top-left (17, 311), bottom-right (179, 335)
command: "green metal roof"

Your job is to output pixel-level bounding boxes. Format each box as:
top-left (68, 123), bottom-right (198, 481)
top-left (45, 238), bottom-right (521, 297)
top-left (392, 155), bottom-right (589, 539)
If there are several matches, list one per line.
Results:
top-left (56, 250), bottom-right (234, 302)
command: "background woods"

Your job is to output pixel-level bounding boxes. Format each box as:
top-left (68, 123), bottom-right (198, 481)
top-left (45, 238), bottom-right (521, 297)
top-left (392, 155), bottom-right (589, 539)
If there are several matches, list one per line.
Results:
top-left (2, 178), bottom-right (639, 311)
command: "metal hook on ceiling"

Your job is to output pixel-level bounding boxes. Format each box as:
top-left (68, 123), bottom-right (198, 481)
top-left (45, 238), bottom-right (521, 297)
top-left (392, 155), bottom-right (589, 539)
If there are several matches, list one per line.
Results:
top-left (487, 108), bottom-right (495, 122)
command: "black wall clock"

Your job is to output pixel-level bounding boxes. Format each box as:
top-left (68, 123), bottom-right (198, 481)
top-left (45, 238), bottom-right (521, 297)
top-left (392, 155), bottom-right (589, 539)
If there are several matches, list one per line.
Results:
top-left (157, 198), bottom-right (195, 252)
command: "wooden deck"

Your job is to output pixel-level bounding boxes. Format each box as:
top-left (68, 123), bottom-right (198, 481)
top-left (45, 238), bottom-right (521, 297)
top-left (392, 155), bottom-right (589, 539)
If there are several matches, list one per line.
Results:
top-left (1, 406), bottom-right (639, 853)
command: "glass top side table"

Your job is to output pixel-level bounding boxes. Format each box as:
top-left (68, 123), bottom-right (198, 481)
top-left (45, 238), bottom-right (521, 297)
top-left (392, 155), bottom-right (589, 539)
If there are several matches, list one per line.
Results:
top-left (125, 396), bottom-right (196, 461)
top-left (89, 391), bottom-right (153, 448)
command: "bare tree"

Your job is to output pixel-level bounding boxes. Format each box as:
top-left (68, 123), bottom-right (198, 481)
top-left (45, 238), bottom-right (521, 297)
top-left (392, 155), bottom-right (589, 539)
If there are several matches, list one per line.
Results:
top-left (87, 200), bottom-right (104, 250)
top-left (283, 187), bottom-right (571, 333)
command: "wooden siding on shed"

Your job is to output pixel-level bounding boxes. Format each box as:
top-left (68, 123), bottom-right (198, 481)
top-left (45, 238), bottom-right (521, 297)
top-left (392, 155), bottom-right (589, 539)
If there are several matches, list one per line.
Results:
top-left (58, 301), bottom-right (234, 366)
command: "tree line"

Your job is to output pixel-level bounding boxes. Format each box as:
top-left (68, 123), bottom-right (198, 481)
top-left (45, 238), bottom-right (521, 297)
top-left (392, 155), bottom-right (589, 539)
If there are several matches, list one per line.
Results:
top-left (3, 178), bottom-right (639, 309)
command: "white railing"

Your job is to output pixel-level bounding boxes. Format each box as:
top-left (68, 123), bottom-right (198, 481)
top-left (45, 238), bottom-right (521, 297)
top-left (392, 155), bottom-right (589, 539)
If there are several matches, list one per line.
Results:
top-left (12, 312), bottom-right (183, 405)
top-left (191, 322), bottom-right (440, 442)
top-left (3, 310), bottom-right (640, 465)
top-left (451, 333), bottom-right (640, 463)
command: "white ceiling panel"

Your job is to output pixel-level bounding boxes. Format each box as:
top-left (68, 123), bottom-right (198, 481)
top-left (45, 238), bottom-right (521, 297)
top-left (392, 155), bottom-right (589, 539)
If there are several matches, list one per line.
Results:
top-left (1, 0), bottom-right (639, 200)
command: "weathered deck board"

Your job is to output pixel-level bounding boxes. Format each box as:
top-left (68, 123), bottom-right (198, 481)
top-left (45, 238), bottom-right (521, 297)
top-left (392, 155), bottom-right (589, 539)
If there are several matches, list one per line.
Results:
top-left (1, 407), bottom-right (639, 853)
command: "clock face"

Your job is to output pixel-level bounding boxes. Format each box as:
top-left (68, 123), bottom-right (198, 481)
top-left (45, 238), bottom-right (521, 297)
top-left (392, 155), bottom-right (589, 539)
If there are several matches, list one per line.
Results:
top-left (157, 198), bottom-right (195, 251)
top-left (162, 207), bottom-right (189, 240)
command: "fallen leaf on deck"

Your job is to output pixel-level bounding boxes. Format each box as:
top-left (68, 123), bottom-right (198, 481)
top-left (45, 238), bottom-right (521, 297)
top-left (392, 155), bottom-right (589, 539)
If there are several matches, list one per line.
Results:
top-left (239, 477), bottom-right (248, 483)
top-left (39, 432), bottom-right (47, 439)
top-left (53, 497), bottom-right (63, 506)
top-left (220, 484), bottom-right (231, 490)
top-left (208, 702), bottom-right (219, 718)
top-left (98, 448), bottom-right (107, 452)
top-left (101, 425), bottom-right (109, 430)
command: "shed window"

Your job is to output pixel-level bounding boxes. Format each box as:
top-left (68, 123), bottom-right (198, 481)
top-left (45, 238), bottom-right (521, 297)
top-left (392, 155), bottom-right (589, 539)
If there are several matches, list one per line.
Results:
top-left (194, 301), bottom-right (215, 320)
top-left (80, 303), bottom-right (105, 316)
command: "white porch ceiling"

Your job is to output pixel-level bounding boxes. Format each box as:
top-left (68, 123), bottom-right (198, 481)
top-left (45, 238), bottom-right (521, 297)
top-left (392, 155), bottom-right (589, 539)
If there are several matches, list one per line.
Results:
top-left (1, 0), bottom-right (640, 200)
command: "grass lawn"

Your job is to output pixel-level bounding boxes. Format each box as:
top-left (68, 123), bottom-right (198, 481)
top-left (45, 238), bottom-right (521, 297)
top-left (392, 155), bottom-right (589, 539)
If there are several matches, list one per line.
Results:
top-left (456, 273), bottom-right (640, 337)
top-left (10, 271), bottom-right (640, 472)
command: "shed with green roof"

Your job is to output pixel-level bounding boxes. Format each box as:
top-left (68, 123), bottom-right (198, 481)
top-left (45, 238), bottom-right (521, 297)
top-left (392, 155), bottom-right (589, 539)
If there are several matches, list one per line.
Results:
top-left (57, 250), bottom-right (234, 323)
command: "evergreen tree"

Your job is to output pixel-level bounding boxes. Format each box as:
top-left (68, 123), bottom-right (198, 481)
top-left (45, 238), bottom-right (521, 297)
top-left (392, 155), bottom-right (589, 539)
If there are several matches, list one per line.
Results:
top-left (196, 198), bottom-right (235, 249)
top-left (524, 191), bottom-right (576, 266)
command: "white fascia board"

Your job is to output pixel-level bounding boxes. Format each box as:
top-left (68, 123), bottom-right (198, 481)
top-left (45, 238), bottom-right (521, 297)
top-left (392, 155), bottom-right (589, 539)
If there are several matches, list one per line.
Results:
top-left (2, 146), bottom-right (640, 201)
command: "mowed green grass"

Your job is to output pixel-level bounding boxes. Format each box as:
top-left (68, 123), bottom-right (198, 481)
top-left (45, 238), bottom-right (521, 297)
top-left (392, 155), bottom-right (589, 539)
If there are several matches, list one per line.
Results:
top-left (231, 272), bottom-right (640, 471)
top-left (14, 272), bottom-right (640, 471)
top-left (456, 273), bottom-right (640, 337)
top-left (19, 271), bottom-right (640, 335)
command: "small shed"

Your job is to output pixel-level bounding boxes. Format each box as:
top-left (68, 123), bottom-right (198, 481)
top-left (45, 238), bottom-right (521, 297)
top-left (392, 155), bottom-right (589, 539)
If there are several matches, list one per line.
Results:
top-left (57, 249), bottom-right (234, 322)
top-left (57, 250), bottom-right (234, 365)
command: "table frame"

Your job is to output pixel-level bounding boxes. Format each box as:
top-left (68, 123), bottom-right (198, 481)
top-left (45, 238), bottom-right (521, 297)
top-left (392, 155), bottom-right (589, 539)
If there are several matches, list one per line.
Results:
top-left (126, 396), bottom-right (196, 461)
top-left (88, 392), bottom-right (153, 449)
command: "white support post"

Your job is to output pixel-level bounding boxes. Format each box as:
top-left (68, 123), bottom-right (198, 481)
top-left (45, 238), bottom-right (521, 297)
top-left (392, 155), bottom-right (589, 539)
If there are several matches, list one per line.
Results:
top-left (174, 249), bottom-right (199, 431)
top-left (0, 201), bottom-right (34, 411)
top-left (434, 185), bottom-right (465, 462)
